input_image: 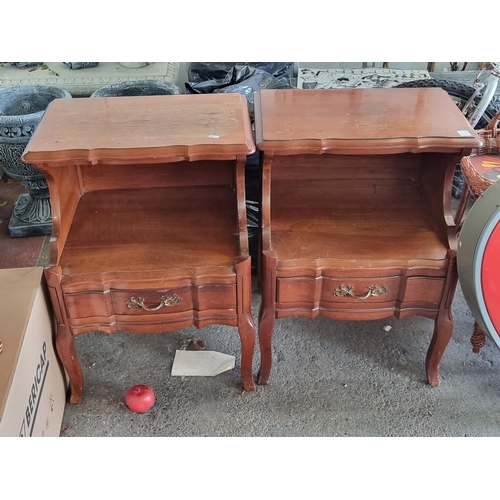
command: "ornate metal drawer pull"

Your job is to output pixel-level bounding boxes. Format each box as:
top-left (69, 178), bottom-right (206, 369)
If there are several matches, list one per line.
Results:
top-left (333, 284), bottom-right (388, 300)
top-left (126, 293), bottom-right (182, 311)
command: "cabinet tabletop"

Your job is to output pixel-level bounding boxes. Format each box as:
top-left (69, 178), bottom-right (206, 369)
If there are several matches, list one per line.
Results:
top-left (254, 88), bottom-right (482, 153)
top-left (22, 93), bottom-right (255, 165)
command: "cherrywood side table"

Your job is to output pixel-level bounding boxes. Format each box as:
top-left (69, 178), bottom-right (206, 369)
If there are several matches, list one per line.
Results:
top-left (22, 93), bottom-right (257, 404)
top-left (255, 88), bottom-right (481, 387)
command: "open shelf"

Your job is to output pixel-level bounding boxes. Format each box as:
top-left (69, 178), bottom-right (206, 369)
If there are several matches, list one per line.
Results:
top-left (270, 178), bottom-right (448, 264)
top-left (60, 185), bottom-right (239, 276)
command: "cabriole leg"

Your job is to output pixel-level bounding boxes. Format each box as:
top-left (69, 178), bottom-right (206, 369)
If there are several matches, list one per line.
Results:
top-left (257, 252), bottom-right (277, 385)
top-left (236, 257), bottom-right (256, 392)
top-left (56, 322), bottom-right (84, 404)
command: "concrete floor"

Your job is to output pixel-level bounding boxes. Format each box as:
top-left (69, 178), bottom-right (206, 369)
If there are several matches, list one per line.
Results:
top-left (59, 276), bottom-right (500, 437)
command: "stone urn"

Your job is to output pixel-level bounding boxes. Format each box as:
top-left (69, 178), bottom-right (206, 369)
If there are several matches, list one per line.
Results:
top-left (90, 79), bottom-right (181, 98)
top-left (0, 85), bottom-right (72, 237)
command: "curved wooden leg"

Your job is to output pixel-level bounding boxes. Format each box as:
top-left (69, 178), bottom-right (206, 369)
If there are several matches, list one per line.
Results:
top-left (257, 251), bottom-right (277, 386)
top-left (44, 266), bottom-right (84, 404)
top-left (56, 322), bottom-right (84, 404)
top-left (471, 321), bottom-right (487, 353)
top-left (236, 256), bottom-right (256, 392)
top-left (257, 304), bottom-right (275, 385)
top-left (426, 308), bottom-right (453, 387)
top-left (238, 312), bottom-right (256, 392)
top-left (426, 250), bottom-right (458, 386)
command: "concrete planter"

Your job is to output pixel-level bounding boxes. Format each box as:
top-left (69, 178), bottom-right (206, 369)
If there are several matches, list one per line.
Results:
top-left (90, 79), bottom-right (181, 97)
top-left (0, 85), bottom-right (72, 236)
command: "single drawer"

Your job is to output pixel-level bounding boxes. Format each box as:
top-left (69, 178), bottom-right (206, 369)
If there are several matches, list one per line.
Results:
top-left (277, 276), bottom-right (399, 307)
top-left (64, 284), bottom-right (237, 320)
top-left (112, 284), bottom-right (236, 315)
top-left (277, 276), bottom-right (445, 309)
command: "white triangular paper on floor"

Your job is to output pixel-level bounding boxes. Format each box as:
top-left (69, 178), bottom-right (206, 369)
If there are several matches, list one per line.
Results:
top-left (171, 350), bottom-right (235, 377)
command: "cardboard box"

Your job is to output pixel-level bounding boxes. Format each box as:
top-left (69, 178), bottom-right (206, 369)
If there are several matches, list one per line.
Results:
top-left (0, 267), bottom-right (67, 437)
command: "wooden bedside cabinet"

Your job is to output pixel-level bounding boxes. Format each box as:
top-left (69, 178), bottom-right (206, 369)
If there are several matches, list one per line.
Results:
top-left (22, 93), bottom-right (257, 404)
top-left (254, 88), bottom-right (481, 387)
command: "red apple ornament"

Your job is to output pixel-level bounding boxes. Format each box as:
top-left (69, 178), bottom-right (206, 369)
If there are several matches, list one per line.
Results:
top-left (125, 384), bottom-right (155, 413)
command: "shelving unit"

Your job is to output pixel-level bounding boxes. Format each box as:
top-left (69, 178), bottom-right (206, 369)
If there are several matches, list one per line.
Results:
top-left (255, 87), bottom-right (481, 387)
top-left (22, 93), bottom-right (257, 403)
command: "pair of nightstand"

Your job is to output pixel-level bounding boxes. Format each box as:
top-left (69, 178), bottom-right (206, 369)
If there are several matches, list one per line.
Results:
top-left (23, 88), bottom-right (480, 404)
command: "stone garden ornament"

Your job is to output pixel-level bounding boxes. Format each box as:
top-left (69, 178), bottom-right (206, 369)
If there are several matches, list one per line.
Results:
top-left (90, 79), bottom-right (182, 97)
top-left (0, 85), bottom-right (72, 236)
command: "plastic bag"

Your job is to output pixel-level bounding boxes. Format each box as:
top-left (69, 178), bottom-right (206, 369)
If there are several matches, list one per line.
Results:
top-left (187, 62), bottom-right (294, 84)
top-left (186, 63), bottom-right (293, 118)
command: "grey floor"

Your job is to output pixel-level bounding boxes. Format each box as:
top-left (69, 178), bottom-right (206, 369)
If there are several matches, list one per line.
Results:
top-left (60, 279), bottom-right (500, 437)
top-left (59, 69), bottom-right (500, 437)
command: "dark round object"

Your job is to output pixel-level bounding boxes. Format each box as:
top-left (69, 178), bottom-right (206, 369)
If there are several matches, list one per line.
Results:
top-left (458, 180), bottom-right (500, 347)
top-left (0, 85), bottom-right (71, 122)
top-left (90, 79), bottom-right (182, 98)
top-left (0, 85), bottom-right (72, 180)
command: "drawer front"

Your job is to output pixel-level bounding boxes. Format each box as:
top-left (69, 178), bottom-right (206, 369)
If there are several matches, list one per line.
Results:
top-left (112, 287), bottom-right (193, 315)
top-left (113, 284), bottom-right (236, 315)
top-left (64, 290), bottom-right (114, 320)
top-left (64, 284), bottom-right (236, 320)
top-left (277, 276), bottom-right (445, 309)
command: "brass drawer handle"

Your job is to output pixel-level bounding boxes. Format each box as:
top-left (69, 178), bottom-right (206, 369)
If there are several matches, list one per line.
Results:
top-left (126, 293), bottom-right (182, 311)
top-left (333, 284), bottom-right (388, 300)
